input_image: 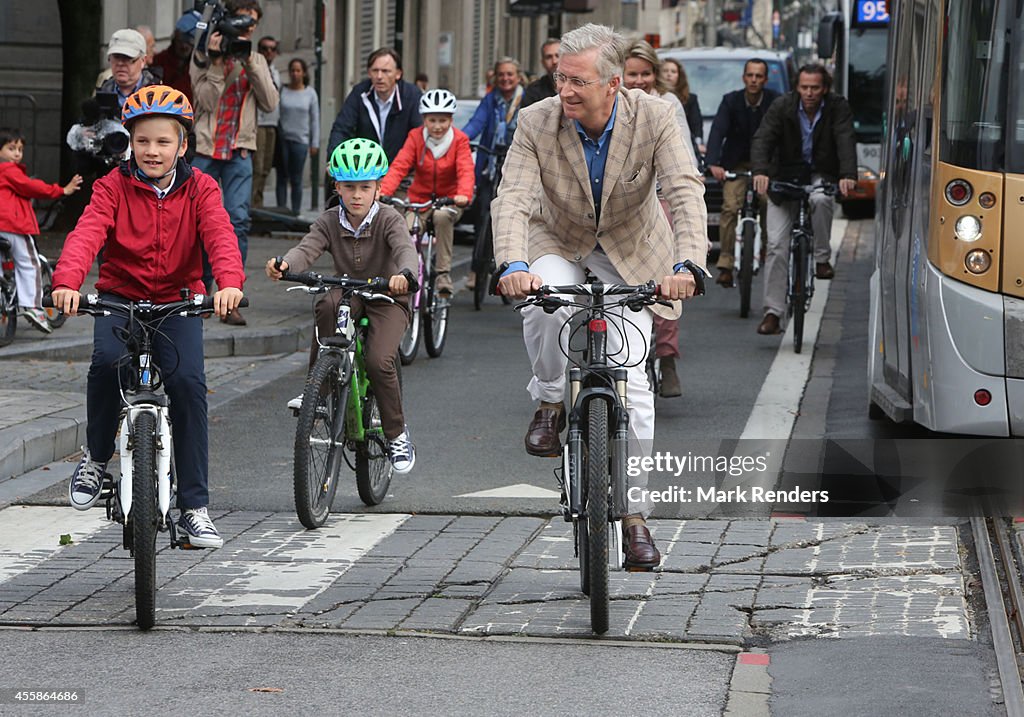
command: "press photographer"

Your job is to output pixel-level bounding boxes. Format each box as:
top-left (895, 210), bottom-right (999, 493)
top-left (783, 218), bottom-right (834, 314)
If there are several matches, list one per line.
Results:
top-left (65, 94), bottom-right (129, 170)
top-left (190, 0), bottom-right (278, 325)
top-left (96, 29), bottom-right (159, 109)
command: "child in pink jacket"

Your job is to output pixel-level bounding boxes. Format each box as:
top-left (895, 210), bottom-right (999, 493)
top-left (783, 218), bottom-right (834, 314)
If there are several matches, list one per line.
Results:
top-left (0, 127), bottom-right (82, 333)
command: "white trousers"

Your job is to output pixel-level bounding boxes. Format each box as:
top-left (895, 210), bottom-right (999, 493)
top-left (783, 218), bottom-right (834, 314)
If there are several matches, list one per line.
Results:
top-left (521, 251), bottom-right (655, 517)
top-left (0, 232), bottom-right (43, 309)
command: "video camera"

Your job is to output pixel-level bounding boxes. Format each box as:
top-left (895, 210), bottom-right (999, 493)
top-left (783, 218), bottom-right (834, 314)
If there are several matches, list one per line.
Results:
top-left (65, 93), bottom-right (130, 167)
top-left (194, 0), bottom-right (256, 59)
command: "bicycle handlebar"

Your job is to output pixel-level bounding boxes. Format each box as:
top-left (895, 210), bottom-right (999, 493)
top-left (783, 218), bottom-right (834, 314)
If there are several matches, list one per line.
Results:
top-left (768, 180), bottom-right (838, 197)
top-left (280, 271), bottom-right (390, 293)
top-left (723, 170), bottom-right (753, 181)
top-left (379, 196), bottom-right (456, 212)
top-left (43, 293), bottom-right (249, 316)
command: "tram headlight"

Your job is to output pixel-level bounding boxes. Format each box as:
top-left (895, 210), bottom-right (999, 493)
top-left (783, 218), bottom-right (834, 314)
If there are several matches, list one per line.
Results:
top-left (965, 249), bottom-right (992, 274)
top-left (954, 215), bottom-right (982, 242)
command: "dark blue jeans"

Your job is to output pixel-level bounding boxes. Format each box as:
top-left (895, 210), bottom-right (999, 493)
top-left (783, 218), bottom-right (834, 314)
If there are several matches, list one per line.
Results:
top-left (86, 297), bottom-right (210, 509)
top-left (276, 140), bottom-right (308, 215)
top-left (193, 150), bottom-right (252, 290)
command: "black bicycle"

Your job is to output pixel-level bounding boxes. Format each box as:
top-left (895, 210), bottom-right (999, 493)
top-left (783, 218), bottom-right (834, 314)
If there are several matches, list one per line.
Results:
top-left (278, 267), bottom-right (414, 525)
top-left (769, 180), bottom-right (836, 353)
top-left (515, 264), bottom-right (705, 633)
top-left (0, 235), bottom-right (66, 346)
top-left (723, 171), bottom-right (762, 319)
top-left (470, 143), bottom-right (512, 311)
top-left (45, 291), bottom-right (246, 629)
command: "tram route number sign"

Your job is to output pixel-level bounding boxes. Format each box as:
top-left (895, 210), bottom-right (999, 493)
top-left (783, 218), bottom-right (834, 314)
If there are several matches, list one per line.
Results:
top-left (856, 0), bottom-right (890, 25)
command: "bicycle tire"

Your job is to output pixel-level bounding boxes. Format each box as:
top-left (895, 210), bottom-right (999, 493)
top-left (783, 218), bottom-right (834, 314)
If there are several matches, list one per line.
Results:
top-left (586, 399), bottom-right (610, 634)
top-left (578, 518), bottom-right (591, 596)
top-left (399, 307), bottom-right (420, 365)
top-left (473, 220), bottom-right (493, 311)
top-left (423, 251), bottom-right (449, 358)
top-left (131, 411), bottom-right (158, 630)
top-left (792, 234), bottom-right (807, 354)
top-left (294, 352), bottom-right (349, 528)
top-left (39, 260), bottom-right (67, 329)
top-left (355, 385), bottom-right (393, 505)
top-left (739, 221), bottom-right (755, 319)
top-left (0, 258), bottom-right (16, 347)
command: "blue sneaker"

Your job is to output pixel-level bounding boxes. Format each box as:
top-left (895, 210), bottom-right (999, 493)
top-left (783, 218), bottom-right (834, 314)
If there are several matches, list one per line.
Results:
top-left (177, 507), bottom-right (224, 548)
top-left (68, 448), bottom-right (108, 510)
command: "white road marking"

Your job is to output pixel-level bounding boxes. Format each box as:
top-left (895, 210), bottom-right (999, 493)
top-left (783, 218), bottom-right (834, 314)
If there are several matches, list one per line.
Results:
top-left (0, 505), bottom-right (110, 584)
top-left (456, 484), bottom-right (562, 499)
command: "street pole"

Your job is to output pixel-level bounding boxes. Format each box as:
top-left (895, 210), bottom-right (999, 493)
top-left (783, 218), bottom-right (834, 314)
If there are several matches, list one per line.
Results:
top-left (706, 0), bottom-right (718, 45)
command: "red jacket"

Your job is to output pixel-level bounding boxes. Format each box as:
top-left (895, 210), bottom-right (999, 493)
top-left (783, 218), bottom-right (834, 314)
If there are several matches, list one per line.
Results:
top-left (0, 162), bottom-right (64, 235)
top-left (380, 127), bottom-right (475, 203)
top-left (53, 160), bottom-right (245, 302)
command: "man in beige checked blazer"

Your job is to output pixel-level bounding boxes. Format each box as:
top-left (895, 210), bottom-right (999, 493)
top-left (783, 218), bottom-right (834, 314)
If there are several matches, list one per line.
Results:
top-left (494, 23), bottom-right (708, 569)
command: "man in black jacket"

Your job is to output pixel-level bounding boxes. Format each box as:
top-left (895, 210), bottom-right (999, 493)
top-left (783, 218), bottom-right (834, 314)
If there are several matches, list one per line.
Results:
top-left (521, 38), bottom-right (560, 109)
top-left (751, 64), bottom-right (856, 335)
top-left (706, 58), bottom-right (779, 287)
top-left (326, 47), bottom-right (422, 161)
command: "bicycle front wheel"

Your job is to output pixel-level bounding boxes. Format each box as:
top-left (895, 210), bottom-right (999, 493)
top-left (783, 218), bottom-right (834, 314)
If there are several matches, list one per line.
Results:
top-left (585, 399), bottom-right (610, 634)
top-left (131, 411), bottom-right (158, 630)
top-left (0, 258), bottom-right (16, 347)
top-left (791, 234), bottom-right (807, 354)
top-left (355, 385), bottom-right (394, 505)
top-left (399, 304), bottom-right (420, 365)
top-left (423, 254), bottom-right (449, 358)
top-left (472, 220), bottom-right (492, 311)
top-left (738, 222), bottom-right (755, 319)
top-left (39, 260), bottom-right (67, 329)
top-left (294, 353), bottom-right (350, 528)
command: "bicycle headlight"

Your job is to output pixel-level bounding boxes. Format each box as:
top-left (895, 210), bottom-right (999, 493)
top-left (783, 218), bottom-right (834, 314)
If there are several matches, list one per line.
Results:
top-left (954, 215), bottom-right (982, 242)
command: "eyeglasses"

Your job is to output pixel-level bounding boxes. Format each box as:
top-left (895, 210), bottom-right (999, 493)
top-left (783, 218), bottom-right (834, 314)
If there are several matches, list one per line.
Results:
top-left (552, 72), bottom-right (602, 89)
top-left (258, 44), bottom-right (278, 52)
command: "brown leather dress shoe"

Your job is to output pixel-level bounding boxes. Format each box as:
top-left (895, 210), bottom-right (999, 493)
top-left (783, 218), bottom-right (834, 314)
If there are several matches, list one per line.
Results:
top-left (524, 403), bottom-right (566, 457)
top-left (716, 268), bottom-right (734, 287)
top-left (222, 307), bottom-right (247, 326)
top-left (623, 524), bottom-right (661, 570)
top-left (757, 313), bottom-right (782, 335)
top-left (815, 262), bottom-right (835, 280)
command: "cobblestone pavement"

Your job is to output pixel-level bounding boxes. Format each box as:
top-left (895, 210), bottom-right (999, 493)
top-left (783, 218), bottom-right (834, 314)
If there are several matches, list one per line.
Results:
top-left (0, 509), bottom-right (970, 644)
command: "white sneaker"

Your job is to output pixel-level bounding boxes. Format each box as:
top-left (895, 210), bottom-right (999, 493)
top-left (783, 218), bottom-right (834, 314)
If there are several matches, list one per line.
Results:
top-left (20, 307), bottom-right (53, 334)
top-left (387, 430), bottom-right (416, 474)
top-left (177, 507), bottom-right (224, 548)
top-left (287, 394), bottom-right (304, 410)
top-left (68, 448), bottom-right (108, 510)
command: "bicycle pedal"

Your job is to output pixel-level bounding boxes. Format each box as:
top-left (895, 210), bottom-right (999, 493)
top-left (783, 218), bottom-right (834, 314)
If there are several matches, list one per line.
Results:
top-left (176, 539), bottom-right (207, 551)
top-left (624, 564), bottom-right (656, 573)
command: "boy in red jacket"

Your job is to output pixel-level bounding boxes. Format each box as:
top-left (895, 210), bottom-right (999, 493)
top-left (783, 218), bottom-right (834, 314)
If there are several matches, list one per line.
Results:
top-left (51, 86), bottom-right (245, 549)
top-left (380, 89), bottom-right (474, 297)
top-left (0, 127), bottom-right (83, 333)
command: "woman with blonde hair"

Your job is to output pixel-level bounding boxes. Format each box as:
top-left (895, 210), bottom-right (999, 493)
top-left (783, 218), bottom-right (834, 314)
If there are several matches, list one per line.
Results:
top-left (661, 57), bottom-right (704, 156)
top-left (622, 40), bottom-right (702, 399)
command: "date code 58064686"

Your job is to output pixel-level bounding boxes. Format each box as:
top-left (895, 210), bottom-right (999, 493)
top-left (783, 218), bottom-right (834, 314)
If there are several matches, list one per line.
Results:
top-left (0, 689), bottom-right (81, 703)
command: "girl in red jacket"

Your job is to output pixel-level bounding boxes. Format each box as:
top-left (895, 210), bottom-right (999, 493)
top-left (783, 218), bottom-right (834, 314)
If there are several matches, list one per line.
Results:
top-left (380, 89), bottom-right (475, 297)
top-left (0, 127), bottom-right (82, 333)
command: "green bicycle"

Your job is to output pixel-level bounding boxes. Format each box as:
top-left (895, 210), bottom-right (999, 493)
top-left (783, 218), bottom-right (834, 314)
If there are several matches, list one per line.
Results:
top-left (278, 265), bottom-right (409, 527)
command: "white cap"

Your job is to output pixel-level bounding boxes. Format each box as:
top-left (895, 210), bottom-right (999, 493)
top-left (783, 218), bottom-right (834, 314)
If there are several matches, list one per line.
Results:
top-left (107, 29), bottom-right (147, 59)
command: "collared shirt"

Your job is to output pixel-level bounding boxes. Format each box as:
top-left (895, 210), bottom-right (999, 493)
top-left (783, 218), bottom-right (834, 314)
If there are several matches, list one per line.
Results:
top-left (338, 200), bottom-right (380, 238)
top-left (133, 167), bottom-right (176, 199)
top-left (374, 88), bottom-right (397, 142)
top-left (573, 96), bottom-right (618, 225)
top-left (211, 59), bottom-right (250, 160)
top-left (798, 100), bottom-right (824, 165)
top-left (115, 75), bottom-right (147, 108)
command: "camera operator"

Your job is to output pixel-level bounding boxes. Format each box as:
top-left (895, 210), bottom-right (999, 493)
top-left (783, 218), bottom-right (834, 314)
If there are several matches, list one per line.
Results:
top-left (190, 0), bottom-right (278, 326)
top-left (97, 30), bottom-right (159, 108)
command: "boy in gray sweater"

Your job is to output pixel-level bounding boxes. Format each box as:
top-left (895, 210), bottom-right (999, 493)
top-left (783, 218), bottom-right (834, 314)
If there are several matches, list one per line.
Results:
top-left (266, 138), bottom-right (418, 473)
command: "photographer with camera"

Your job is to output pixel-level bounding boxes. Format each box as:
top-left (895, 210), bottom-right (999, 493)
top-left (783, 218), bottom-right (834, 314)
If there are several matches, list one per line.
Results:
top-left (190, 0), bottom-right (278, 326)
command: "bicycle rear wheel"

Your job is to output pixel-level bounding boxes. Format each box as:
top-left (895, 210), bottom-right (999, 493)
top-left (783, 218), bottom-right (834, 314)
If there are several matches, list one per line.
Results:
top-left (585, 399), bottom-right (610, 634)
top-left (39, 260), bottom-right (67, 329)
top-left (399, 304), bottom-right (420, 365)
top-left (738, 222), bottom-right (755, 319)
top-left (131, 411), bottom-right (158, 630)
top-left (355, 385), bottom-right (394, 505)
top-left (294, 353), bottom-right (350, 528)
top-left (791, 234), bottom-right (807, 354)
top-left (472, 220), bottom-right (493, 311)
top-left (0, 253), bottom-right (16, 347)
top-left (423, 252), bottom-right (449, 358)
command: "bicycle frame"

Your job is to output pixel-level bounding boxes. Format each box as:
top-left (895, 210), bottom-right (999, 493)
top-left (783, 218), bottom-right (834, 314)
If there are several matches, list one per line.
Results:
top-left (787, 193), bottom-right (816, 311)
top-left (730, 174), bottom-right (762, 274)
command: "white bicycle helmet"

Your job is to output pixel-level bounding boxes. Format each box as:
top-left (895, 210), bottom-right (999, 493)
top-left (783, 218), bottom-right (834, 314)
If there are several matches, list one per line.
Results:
top-left (419, 88), bottom-right (457, 115)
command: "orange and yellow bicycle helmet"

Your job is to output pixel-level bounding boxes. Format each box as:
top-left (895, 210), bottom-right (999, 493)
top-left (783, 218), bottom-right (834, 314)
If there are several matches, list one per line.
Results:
top-left (121, 85), bottom-right (194, 130)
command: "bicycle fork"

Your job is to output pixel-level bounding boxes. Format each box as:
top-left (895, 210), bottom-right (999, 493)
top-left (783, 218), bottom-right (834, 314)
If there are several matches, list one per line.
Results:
top-left (735, 216), bottom-right (763, 274)
top-left (117, 404), bottom-right (174, 526)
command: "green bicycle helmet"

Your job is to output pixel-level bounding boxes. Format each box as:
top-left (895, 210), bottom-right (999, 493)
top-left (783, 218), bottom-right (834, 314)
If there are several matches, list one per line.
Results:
top-left (328, 138), bottom-right (389, 181)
